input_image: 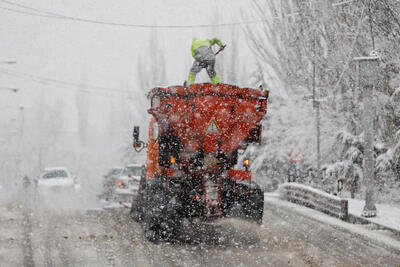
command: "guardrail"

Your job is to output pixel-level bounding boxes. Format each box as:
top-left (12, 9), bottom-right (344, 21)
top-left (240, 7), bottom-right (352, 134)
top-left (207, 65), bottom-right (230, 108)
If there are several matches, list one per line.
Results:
top-left (279, 183), bottom-right (348, 221)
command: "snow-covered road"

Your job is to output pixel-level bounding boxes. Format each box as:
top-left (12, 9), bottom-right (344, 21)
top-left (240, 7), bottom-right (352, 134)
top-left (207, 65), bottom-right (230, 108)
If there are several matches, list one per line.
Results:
top-left (1, 198), bottom-right (399, 266)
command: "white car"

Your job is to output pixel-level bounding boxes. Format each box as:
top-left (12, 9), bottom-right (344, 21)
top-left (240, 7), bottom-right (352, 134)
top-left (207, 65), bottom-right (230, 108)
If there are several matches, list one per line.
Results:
top-left (36, 167), bottom-right (80, 191)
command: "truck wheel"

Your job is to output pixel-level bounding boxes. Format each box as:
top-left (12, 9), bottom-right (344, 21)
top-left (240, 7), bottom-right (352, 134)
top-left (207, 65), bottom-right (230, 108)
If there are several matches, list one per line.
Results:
top-left (142, 222), bottom-right (159, 241)
top-left (142, 214), bottom-right (180, 242)
top-left (142, 211), bottom-right (163, 242)
top-left (159, 217), bottom-right (181, 241)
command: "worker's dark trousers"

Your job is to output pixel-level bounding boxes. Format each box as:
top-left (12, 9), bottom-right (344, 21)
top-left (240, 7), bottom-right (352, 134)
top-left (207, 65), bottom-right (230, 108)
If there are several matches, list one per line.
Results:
top-left (189, 46), bottom-right (217, 79)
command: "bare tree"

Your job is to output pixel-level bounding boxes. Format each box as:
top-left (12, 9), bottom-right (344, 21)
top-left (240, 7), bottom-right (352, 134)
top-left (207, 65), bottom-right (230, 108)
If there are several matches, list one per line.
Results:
top-left (75, 90), bottom-right (90, 146)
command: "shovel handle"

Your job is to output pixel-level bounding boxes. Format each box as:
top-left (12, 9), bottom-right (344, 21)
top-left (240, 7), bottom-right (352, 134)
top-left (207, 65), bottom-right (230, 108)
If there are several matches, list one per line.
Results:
top-left (215, 44), bottom-right (226, 55)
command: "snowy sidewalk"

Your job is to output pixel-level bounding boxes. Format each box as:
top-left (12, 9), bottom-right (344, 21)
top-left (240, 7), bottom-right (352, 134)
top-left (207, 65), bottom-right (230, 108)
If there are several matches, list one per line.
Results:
top-left (264, 192), bottom-right (400, 251)
top-left (345, 198), bottom-right (400, 234)
top-left (265, 191), bottom-right (400, 236)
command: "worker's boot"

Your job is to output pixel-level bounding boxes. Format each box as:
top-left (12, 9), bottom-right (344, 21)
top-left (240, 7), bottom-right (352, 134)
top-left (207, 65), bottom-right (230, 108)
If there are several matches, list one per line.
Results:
top-left (210, 76), bottom-right (220, 84)
top-left (187, 74), bottom-right (196, 85)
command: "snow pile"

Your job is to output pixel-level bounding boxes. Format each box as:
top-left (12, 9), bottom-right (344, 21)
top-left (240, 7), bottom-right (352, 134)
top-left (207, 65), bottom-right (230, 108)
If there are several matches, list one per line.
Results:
top-left (346, 197), bottom-right (400, 233)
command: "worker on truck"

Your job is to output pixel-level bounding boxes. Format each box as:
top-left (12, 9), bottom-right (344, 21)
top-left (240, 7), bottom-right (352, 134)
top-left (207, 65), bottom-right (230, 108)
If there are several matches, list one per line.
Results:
top-left (187, 37), bottom-right (225, 85)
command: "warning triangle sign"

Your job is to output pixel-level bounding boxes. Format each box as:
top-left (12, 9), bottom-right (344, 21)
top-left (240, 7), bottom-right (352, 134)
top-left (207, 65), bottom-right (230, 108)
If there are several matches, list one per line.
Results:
top-left (206, 119), bottom-right (220, 134)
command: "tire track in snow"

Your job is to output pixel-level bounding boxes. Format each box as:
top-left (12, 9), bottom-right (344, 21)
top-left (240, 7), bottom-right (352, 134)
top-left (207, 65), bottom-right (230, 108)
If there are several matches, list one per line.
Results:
top-left (105, 209), bottom-right (151, 267)
top-left (22, 207), bottom-right (35, 267)
top-left (53, 215), bottom-right (73, 267)
top-left (43, 215), bottom-right (54, 267)
top-left (21, 188), bottom-right (35, 267)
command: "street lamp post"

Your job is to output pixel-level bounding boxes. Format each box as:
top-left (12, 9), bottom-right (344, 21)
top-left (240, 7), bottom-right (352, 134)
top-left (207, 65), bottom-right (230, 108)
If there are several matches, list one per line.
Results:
top-left (0, 59), bottom-right (18, 184)
top-left (0, 59), bottom-right (18, 92)
top-left (11, 106), bottom-right (25, 183)
top-left (354, 52), bottom-right (380, 218)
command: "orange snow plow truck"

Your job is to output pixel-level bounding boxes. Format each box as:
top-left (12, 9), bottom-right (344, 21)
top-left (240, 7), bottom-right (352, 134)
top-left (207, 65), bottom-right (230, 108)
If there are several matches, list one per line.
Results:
top-left (130, 83), bottom-right (269, 241)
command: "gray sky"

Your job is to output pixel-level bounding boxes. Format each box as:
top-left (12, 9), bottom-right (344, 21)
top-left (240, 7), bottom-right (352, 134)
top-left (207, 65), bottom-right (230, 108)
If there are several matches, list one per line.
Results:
top-left (0, 0), bottom-right (257, 130)
top-left (0, 0), bottom-right (260, 175)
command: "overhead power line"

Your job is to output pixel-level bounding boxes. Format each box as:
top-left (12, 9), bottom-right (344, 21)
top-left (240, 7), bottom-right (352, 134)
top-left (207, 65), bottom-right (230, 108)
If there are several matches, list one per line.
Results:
top-left (0, 5), bottom-right (57, 18)
top-left (0, 0), bottom-right (62, 17)
top-left (0, 67), bottom-right (121, 91)
top-left (0, 67), bottom-right (142, 99)
top-left (0, 0), bottom-right (274, 29)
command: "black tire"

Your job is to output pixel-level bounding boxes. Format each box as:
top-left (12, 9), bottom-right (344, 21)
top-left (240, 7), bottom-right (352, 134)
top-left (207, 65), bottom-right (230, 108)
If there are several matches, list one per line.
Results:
top-left (142, 210), bottom-right (181, 242)
top-left (142, 214), bottom-right (161, 242)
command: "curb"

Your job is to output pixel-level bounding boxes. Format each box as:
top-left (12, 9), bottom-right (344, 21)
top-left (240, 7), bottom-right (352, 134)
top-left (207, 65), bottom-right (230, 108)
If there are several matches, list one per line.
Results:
top-left (347, 214), bottom-right (400, 237)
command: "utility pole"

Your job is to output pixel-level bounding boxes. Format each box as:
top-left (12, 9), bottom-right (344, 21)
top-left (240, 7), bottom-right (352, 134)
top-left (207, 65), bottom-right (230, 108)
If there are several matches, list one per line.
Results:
top-left (303, 0), bottom-right (321, 183)
top-left (312, 29), bottom-right (321, 182)
top-left (15, 106), bottom-right (24, 182)
top-left (353, 53), bottom-right (379, 217)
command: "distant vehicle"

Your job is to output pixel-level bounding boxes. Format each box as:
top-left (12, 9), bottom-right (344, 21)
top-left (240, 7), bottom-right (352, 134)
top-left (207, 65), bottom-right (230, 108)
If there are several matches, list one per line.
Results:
top-left (35, 167), bottom-right (81, 191)
top-left (99, 164), bottom-right (144, 209)
top-left (102, 167), bottom-right (124, 192)
top-left (100, 192), bottom-right (133, 210)
top-left (118, 164), bottom-right (143, 195)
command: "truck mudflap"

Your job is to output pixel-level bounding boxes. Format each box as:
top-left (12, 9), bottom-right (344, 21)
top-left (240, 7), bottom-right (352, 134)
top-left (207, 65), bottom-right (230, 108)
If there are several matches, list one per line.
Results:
top-left (135, 179), bottom-right (183, 241)
top-left (221, 179), bottom-right (264, 224)
top-left (134, 177), bottom-right (264, 241)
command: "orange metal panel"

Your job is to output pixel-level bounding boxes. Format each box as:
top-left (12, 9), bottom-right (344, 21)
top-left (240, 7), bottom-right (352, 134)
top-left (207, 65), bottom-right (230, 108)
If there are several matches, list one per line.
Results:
top-left (228, 169), bottom-right (251, 181)
top-left (148, 83), bottom-right (269, 155)
top-left (146, 118), bottom-right (158, 179)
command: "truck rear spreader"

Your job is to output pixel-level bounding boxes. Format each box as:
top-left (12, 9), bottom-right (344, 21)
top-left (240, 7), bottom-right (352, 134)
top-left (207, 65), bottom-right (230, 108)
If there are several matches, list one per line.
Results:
top-left (130, 83), bottom-right (269, 241)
